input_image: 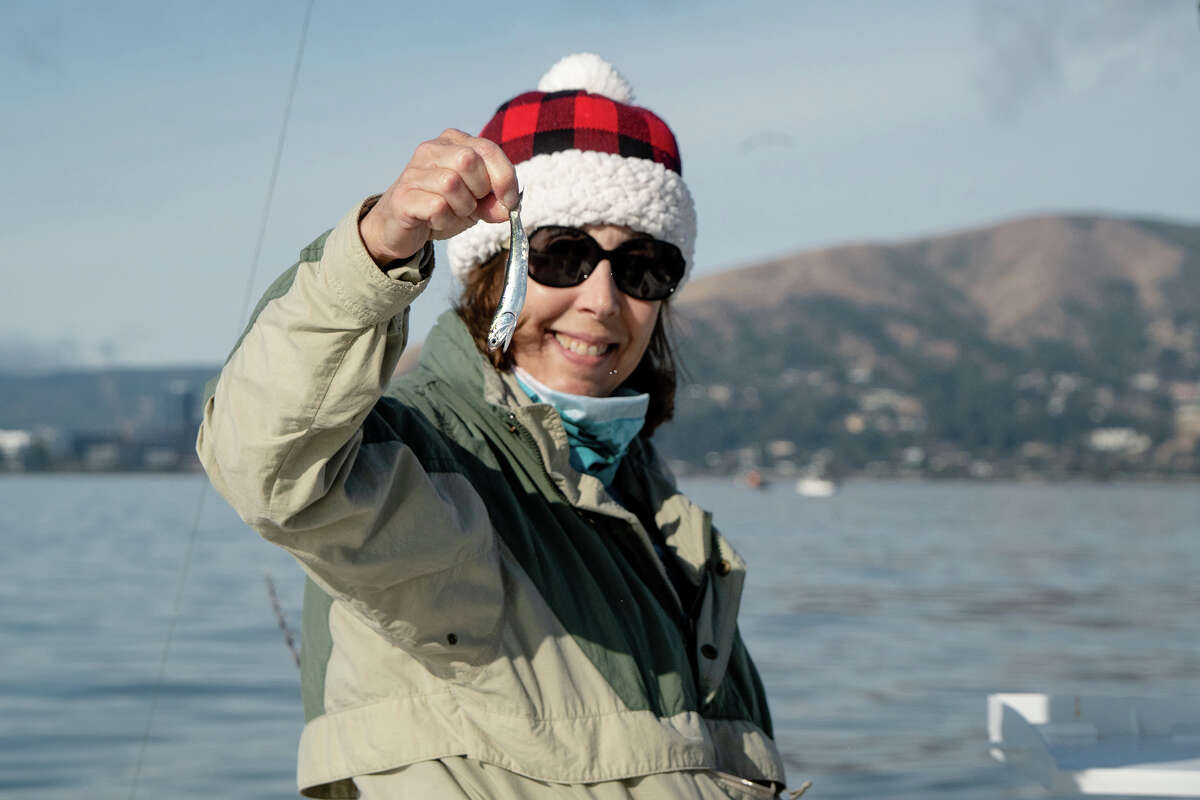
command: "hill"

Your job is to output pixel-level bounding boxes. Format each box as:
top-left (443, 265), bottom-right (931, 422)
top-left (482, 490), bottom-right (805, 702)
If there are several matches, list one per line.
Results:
top-left (3, 213), bottom-right (1198, 478)
top-left (659, 213), bottom-right (1200, 479)
top-left (0, 366), bottom-right (214, 470)
top-left (0, 366), bottom-right (214, 433)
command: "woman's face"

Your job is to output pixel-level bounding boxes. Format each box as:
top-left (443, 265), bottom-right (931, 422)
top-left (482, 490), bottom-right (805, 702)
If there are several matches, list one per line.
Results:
top-left (510, 224), bottom-right (661, 397)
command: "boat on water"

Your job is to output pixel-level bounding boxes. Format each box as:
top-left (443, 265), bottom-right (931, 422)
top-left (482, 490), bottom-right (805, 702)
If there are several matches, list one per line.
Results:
top-left (741, 469), bottom-right (769, 490)
top-left (795, 476), bottom-right (837, 497)
top-left (988, 693), bottom-right (1200, 797)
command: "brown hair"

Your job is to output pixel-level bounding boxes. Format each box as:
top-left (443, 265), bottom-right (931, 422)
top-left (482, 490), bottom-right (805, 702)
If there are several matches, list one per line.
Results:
top-left (453, 250), bottom-right (679, 437)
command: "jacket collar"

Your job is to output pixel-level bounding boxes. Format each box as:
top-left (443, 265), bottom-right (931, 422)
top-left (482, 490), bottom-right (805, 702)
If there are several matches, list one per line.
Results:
top-left (418, 311), bottom-right (627, 514)
top-left (415, 311), bottom-right (744, 591)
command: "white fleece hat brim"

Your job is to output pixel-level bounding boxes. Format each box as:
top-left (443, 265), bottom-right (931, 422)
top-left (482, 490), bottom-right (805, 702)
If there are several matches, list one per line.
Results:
top-left (446, 149), bottom-right (696, 290)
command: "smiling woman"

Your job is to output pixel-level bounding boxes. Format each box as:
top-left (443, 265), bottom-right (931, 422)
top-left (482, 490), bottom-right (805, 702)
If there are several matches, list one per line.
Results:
top-left (197, 53), bottom-right (789, 799)
top-left (509, 224), bottom-right (662, 394)
top-left (456, 223), bottom-right (681, 428)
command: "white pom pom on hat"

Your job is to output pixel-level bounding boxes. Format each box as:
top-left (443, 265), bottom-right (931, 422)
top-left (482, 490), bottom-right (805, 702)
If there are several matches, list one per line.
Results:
top-left (446, 54), bottom-right (696, 290)
top-left (536, 53), bottom-right (636, 104)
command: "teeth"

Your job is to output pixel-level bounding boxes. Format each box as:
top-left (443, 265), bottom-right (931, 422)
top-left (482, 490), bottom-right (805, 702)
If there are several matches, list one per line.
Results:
top-left (555, 333), bottom-right (609, 357)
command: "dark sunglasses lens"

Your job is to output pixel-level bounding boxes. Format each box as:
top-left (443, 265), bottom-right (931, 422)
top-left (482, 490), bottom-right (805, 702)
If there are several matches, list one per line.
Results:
top-left (527, 227), bottom-right (685, 300)
top-left (613, 240), bottom-right (685, 300)
top-left (529, 228), bottom-right (595, 287)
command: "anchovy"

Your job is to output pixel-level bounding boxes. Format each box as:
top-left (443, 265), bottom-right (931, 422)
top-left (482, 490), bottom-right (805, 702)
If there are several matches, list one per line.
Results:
top-left (487, 192), bottom-right (528, 352)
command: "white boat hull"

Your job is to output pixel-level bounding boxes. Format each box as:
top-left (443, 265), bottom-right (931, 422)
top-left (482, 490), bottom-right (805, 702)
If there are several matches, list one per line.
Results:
top-left (795, 477), bottom-right (837, 497)
top-left (988, 693), bottom-right (1200, 797)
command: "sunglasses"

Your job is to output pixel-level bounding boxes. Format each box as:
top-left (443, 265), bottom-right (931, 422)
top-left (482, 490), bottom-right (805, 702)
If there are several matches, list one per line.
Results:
top-left (526, 226), bottom-right (685, 301)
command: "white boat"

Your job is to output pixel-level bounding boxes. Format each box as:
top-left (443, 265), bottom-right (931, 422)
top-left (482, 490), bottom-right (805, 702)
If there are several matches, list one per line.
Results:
top-left (795, 476), bottom-right (837, 497)
top-left (988, 693), bottom-right (1200, 797)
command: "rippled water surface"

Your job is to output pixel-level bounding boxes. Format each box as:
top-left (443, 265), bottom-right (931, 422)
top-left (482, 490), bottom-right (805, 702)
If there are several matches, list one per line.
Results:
top-left (1, 475), bottom-right (1196, 798)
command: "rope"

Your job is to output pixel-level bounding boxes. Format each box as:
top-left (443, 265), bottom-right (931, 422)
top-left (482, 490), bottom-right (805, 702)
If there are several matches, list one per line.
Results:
top-left (127, 2), bottom-right (316, 796)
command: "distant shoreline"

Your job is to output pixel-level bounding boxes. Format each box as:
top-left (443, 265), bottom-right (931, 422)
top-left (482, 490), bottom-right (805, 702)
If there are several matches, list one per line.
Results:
top-left (4, 468), bottom-right (1197, 488)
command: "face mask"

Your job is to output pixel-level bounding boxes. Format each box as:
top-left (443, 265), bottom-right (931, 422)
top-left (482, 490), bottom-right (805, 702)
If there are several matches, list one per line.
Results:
top-left (514, 367), bottom-right (649, 485)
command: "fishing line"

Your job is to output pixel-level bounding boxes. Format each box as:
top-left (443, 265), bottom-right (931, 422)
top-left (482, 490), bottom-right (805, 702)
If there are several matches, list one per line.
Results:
top-left (126, 484), bottom-right (207, 799)
top-left (266, 574), bottom-right (302, 669)
top-left (237, 0), bottom-right (317, 330)
top-left (127, 1), bottom-right (316, 796)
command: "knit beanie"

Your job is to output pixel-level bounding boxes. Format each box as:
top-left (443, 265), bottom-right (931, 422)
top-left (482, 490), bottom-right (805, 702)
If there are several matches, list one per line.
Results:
top-left (446, 53), bottom-right (696, 288)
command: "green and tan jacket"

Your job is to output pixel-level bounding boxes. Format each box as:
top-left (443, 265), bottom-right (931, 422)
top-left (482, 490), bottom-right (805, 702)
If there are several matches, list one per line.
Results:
top-left (197, 200), bottom-right (786, 798)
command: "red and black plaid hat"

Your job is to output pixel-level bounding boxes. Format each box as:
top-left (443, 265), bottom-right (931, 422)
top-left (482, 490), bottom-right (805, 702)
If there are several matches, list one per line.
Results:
top-left (448, 54), bottom-right (696, 286)
top-left (480, 89), bottom-right (682, 175)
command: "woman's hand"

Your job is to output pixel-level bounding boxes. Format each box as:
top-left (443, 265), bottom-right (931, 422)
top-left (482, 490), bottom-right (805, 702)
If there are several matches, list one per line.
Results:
top-left (359, 128), bottom-right (520, 266)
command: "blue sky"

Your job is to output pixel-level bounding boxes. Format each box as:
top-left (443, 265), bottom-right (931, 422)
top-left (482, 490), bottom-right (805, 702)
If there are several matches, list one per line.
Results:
top-left (2, 0), bottom-right (1198, 368)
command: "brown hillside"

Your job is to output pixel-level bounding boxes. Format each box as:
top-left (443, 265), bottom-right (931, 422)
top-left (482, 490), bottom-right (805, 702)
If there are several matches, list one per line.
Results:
top-left (677, 214), bottom-right (1192, 347)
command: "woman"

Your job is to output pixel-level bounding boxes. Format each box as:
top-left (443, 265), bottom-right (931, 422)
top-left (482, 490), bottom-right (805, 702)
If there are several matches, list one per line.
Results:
top-left (198, 54), bottom-right (787, 799)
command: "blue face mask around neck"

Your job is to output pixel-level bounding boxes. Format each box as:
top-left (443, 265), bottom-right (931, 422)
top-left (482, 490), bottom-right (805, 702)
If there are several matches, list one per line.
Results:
top-left (513, 367), bottom-right (650, 486)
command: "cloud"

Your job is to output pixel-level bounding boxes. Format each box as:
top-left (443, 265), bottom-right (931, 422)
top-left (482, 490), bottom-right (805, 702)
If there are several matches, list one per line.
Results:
top-left (973, 0), bottom-right (1187, 119)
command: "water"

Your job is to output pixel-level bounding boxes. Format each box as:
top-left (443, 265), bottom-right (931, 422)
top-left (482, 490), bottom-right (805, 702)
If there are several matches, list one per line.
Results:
top-left (1, 475), bottom-right (1196, 799)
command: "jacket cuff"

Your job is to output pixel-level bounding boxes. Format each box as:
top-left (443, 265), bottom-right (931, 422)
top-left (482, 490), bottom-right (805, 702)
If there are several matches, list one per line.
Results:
top-left (321, 197), bottom-right (433, 326)
top-left (358, 195), bottom-right (436, 282)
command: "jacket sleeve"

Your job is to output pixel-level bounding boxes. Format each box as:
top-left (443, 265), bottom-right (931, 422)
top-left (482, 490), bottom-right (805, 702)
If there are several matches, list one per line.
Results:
top-left (196, 199), bottom-right (501, 659)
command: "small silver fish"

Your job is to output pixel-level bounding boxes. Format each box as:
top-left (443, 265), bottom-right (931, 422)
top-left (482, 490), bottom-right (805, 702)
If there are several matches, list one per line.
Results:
top-left (487, 192), bottom-right (528, 352)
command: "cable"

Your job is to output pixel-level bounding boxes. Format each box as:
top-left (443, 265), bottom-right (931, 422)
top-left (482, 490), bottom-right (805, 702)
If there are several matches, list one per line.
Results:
top-left (238, 0), bottom-right (318, 329)
top-left (127, 2), bottom-right (316, 796)
top-left (126, 486), bottom-right (207, 797)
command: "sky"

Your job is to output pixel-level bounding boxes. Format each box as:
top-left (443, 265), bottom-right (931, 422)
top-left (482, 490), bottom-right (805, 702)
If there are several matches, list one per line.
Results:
top-left (2, 0), bottom-right (1198, 369)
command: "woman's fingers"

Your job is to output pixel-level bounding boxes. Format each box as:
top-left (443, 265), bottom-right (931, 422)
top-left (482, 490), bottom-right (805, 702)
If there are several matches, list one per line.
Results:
top-left (403, 188), bottom-right (470, 235)
top-left (411, 136), bottom-right (492, 204)
top-left (400, 166), bottom-right (480, 219)
top-left (473, 193), bottom-right (511, 224)
top-left (359, 130), bottom-right (519, 265)
top-left (434, 129), bottom-right (520, 214)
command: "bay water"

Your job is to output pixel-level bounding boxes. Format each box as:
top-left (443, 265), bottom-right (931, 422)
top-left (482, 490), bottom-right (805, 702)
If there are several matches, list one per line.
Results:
top-left (1, 475), bottom-right (1196, 798)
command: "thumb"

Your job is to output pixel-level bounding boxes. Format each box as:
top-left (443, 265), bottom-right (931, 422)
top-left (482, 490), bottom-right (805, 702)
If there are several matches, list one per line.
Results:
top-left (474, 193), bottom-right (511, 224)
